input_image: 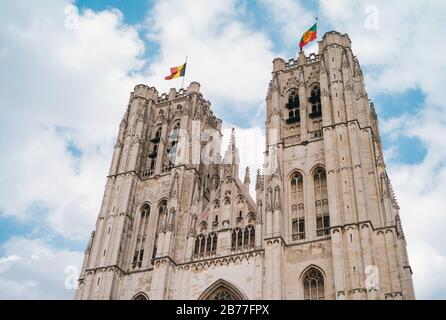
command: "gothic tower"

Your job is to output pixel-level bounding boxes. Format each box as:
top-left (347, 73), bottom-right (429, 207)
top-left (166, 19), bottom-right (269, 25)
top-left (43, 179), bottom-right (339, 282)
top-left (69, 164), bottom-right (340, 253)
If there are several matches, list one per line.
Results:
top-left (262, 31), bottom-right (414, 300)
top-left (76, 31), bottom-right (415, 300)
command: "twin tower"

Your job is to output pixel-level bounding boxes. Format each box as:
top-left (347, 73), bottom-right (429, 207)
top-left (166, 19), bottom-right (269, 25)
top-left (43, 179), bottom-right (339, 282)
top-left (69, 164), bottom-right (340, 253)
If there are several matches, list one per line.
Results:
top-left (75, 31), bottom-right (415, 300)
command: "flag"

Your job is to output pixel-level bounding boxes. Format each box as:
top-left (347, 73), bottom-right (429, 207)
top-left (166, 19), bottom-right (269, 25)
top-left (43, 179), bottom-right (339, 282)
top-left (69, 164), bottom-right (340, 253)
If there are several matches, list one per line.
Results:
top-left (299, 22), bottom-right (317, 51)
top-left (164, 62), bottom-right (187, 80)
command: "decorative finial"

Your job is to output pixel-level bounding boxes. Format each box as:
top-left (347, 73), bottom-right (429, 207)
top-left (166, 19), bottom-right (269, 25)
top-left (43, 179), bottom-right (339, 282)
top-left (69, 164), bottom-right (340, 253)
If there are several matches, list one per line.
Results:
top-left (244, 167), bottom-right (251, 184)
top-left (255, 169), bottom-right (262, 190)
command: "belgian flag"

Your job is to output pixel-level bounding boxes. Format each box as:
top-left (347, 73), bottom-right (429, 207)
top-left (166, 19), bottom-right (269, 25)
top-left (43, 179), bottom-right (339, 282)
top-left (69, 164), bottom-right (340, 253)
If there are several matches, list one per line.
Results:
top-left (299, 22), bottom-right (317, 51)
top-left (164, 62), bottom-right (187, 80)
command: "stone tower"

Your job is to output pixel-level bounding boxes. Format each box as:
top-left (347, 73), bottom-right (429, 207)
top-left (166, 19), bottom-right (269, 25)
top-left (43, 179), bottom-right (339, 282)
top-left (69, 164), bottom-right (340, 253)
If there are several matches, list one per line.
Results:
top-left (76, 31), bottom-right (415, 300)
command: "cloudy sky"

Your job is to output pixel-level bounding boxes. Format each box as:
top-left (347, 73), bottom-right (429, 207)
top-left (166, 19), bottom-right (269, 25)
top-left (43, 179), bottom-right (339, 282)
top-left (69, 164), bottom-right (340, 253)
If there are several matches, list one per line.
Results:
top-left (0, 0), bottom-right (445, 299)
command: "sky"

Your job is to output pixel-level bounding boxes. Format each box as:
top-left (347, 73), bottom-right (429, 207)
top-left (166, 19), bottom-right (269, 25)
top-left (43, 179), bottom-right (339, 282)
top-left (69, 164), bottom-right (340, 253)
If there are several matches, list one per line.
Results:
top-left (0, 0), bottom-right (445, 299)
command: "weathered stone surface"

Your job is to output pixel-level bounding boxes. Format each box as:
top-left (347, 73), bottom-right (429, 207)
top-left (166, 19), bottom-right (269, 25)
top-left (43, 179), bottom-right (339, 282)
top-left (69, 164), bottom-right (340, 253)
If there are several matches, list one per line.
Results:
top-left (75, 31), bottom-right (415, 300)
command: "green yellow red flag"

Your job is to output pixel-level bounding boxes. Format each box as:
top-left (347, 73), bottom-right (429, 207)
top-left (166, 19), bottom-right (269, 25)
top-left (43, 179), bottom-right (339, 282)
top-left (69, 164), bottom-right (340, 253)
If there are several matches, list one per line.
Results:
top-left (299, 22), bottom-right (317, 51)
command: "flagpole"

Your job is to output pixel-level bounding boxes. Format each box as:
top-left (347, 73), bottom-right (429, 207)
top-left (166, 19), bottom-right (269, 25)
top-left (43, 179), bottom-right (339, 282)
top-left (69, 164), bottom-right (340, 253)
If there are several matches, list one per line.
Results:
top-left (181, 56), bottom-right (188, 90)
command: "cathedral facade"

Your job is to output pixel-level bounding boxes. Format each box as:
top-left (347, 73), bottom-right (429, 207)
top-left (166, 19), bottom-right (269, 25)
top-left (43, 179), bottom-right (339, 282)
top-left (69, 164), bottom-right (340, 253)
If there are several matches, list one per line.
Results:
top-left (75, 31), bottom-right (415, 300)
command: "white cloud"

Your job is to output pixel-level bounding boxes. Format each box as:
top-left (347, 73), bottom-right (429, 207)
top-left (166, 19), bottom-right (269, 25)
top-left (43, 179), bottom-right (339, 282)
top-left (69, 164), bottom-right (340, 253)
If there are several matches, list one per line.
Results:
top-left (143, 0), bottom-right (276, 114)
top-left (0, 0), bottom-right (147, 239)
top-left (410, 241), bottom-right (446, 300)
top-left (0, 0), bottom-right (278, 241)
top-left (0, 0), bottom-right (445, 300)
top-left (0, 0), bottom-right (274, 298)
top-left (259, 0), bottom-right (315, 50)
top-left (319, 0), bottom-right (446, 103)
top-left (0, 255), bottom-right (21, 264)
top-left (0, 237), bottom-right (83, 299)
top-left (0, 255), bottom-right (22, 273)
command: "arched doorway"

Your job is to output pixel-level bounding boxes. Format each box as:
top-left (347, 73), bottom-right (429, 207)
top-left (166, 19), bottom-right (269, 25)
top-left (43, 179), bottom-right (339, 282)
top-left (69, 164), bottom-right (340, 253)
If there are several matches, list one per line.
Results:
top-left (198, 279), bottom-right (247, 300)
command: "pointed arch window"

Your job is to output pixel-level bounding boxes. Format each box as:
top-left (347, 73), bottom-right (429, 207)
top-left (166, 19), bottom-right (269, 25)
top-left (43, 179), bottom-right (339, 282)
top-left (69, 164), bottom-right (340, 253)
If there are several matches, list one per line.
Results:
top-left (290, 172), bottom-right (305, 240)
top-left (194, 233), bottom-right (206, 256)
top-left (193, 232), bottom-right (217, 258)
top-left (211, 288), bottom-right (238, 300)
top-left (132, 204), bottom-right (151, 268)
top-left (132, 293), bottom-right (149, 300)
top-left (309, 85), bottom-right (322, 118)
top-left (147, 127), bottom-right (162, 175)
top-left (231, 228), bottom-right (241, 249)
top-left (231, 226), bottom-right (255, 251)
top-left (303, 268), bottom-right (325, 300)
top-left (157, 200), bottom-right (168, 232)
top-left (314, 168), bottom-right (330, 236)
top-left (245, 225), bottom-right (255, 248)
top-left (199, 280), bottom-right (246, 300)
top-left (286, 89), bottom-right (300, 124)
top-left (152, 200), bottom-right (167, 261)
top-left (167, 122), bottom-right (181, 166)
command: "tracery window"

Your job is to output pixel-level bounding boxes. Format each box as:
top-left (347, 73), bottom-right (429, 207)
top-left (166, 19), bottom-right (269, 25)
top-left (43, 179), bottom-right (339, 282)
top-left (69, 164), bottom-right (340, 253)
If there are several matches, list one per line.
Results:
top-left (286, 89), bottom-right (300, 124)
top-left (132, 293), bottom-right (149, 300)
top-left (231, 226), bottom-right (255, 251)
top-left (193, 232), bottom-right (217, 257)
top-left (290, 172), bottom-right (305, 240)
top-left (210, 289), bottom-right (237, 300)
top-left (157, 200), bottom-right (168, 231)
top-left (303, 268), bottom-right (325, 300)
top-left (314, 168), bottom-right (330, 236)
top-left (245, 225), bottom-right (255, 247)
top-left (132, 204), bottom-right (150, 268)
top-left (152, 200), bottom-right (167, 261)
top-left (148, 128), bottom-right (161, 172)
top-left (168, 122), bottom-right (181, 166)
top-left (199, 280), bottom-right (246, 300)
top-left (308, 85), bottom-right (322, 118)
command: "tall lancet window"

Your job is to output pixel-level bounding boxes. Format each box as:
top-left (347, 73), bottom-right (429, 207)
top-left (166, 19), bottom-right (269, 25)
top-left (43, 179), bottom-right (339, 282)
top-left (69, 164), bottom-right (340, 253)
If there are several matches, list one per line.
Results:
top-left (231, 226), bottom-right (255, 251)
top-left (152, 200), bottom-right (167, 261)
top-left (286, 89), bottom-right (300, 124)
top-left (308, 84), bottom-right (322, 118)
top-left (167, 122), bottom-right (180, 167)
top-left (303, 268), bottom-right (325, 300)
top-left (193, 229), bottom-right (217, 259)
top-left (314, 168), bottom-right (330, 236)
top-left (148, 127), bottom-right (161, 174)
top-left (290, 172), bottom-right (305, 240)
top-left (132, 204), bottom-right (151, 268)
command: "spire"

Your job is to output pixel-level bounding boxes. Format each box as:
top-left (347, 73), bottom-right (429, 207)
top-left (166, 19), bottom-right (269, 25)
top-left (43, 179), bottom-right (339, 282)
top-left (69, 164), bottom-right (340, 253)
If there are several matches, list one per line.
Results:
top-left (225, 128), bottom-right (239, 164)
top-left (243, 167), bottom-right (251, 194)
top-left (244, 167), bottom-right (250, 184)
top-left (224, 128), bottom-right (240, 177)
top-left (255, 169), bottom-right (263, 191)
top-left (230, 127), bottom-right (236, 151)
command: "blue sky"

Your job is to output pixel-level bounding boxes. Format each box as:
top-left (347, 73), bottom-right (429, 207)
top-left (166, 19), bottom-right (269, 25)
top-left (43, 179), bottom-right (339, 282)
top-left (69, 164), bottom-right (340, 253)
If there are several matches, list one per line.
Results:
top-left (71, 0), bottom-right (429, 165)
top-left (76, 0), bottom-right (152, 24)
top-left (0, 0), bottom-right (445, 299)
